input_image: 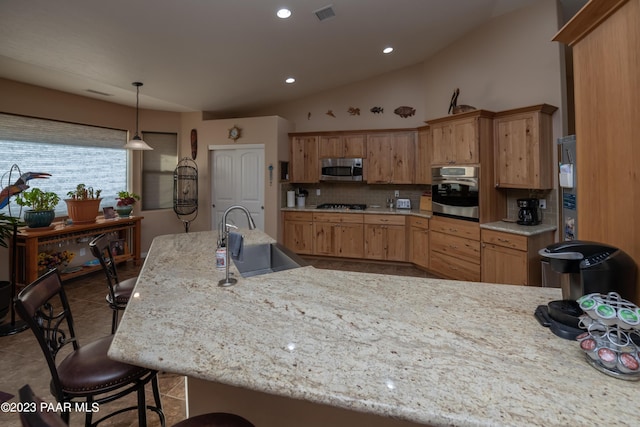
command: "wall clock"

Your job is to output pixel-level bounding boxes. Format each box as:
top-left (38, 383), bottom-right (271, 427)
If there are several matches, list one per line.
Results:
top-left (228, 126), bottom-right (241, 141)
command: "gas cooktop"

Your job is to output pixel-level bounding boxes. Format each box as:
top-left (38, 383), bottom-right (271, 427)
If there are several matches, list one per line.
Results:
top-left (316, 203), bottom-right (367, 210)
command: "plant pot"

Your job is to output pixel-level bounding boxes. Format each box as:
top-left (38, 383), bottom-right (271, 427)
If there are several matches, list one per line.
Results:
top-left (23, 210), bottom-right (55, 228)
top-left (64, 198), bottom-right (102, 224)
top-left (115, 205), bottom-right (134, 218)
top-left (0, 280), bottom-right (10, 321)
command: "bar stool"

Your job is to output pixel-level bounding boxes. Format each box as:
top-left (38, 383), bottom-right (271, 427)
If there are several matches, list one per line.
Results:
top-left (15, 269), bottom-right (165, 427)
top-left (89, 233), bottom-right (137, 334)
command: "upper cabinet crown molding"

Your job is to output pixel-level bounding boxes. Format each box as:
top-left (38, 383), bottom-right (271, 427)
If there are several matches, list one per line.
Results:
top-left (553, 0), bottom-right (629, 45)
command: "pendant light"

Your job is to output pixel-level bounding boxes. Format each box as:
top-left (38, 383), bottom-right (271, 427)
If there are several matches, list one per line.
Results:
top-left (124, 82), bottom-right (153, 150)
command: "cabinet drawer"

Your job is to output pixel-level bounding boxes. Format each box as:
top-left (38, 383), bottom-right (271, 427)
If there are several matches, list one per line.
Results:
top-left (284, 211), bottom-right (313, 222)
top-left (364, 214), bottom-right (406, 226)
top-left (430, 250), bottom-right (480, 282)
top-left (430, 230), bottom-right (480, 262)
top-left (481, 229), bottom-right (527, 251)
top-left (313, 212), bottom-right (364, 223)
top-left (430, 216), bottom-right (480, 240)
top-left (409, 216), bottom-right (429, 230)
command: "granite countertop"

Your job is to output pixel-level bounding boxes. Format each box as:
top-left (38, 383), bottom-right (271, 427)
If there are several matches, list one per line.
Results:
top-left (109, 229), bottom-right (637, 427)
top-left (481, 220), bottom-right (557, 236)
top-left (282, 205), bottom-right (431, 218)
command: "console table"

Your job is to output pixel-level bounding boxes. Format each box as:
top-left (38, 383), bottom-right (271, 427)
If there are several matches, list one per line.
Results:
top-left (12, 216), bottom-right (143, 285)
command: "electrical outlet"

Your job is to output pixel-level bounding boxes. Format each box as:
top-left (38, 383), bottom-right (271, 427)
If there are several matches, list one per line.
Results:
top-left (394, 190), bottom-right (400, 197)
top-left (539, 199), bottom-right (547, 209)
top-left (316, 188), bottom-right (321, 196)
top-left (80, 248), bottom-right (86, 256)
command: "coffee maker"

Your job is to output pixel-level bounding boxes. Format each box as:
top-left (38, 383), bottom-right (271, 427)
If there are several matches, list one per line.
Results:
top-left (517, 198), bottom-right (540, 225)
top-left (535, 241), bottom-right (638, 339)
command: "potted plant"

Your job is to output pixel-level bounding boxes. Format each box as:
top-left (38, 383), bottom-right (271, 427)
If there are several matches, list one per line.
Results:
top-left (14, 187), bottom-right (60, 228)
top-left (115, 191), bottom-right (140, 218)
top-left (64, 184), bottom-right (102, 224)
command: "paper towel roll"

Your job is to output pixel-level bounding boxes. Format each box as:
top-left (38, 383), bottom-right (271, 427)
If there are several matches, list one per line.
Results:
top-left (287, 191), bottom-right (295, 207)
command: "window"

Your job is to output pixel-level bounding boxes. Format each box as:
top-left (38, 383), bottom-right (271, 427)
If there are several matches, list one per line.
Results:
top-left (0, 113), bottom-right (127, 218)
top-left (141, 132), bottom-right (178, 210)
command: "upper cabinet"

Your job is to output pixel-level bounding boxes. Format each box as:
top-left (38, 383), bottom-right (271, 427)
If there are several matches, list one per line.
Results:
top-left (366, 131), bottom-right (416, 184)
top-left (494, 104), bottom-right (557, 189)
top-left (290, 135), bottom-right (319, 183)
top-left (318, 134), bottom-right (366, 158)
top-left (415, 126), bottom-right (431, 184)
top-left (428, 110), bottom-right (494, 166)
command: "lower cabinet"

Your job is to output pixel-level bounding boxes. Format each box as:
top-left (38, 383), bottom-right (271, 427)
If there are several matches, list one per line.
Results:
top-left (364, 215), bottom-right (407, 261)
top-left (409, 216), bottom-right (429, 269)
top-left (283, 211), bottom-right (314, 255)
top-left (481, 229), bottom-right (554, 286)
top-left (429, 216), bottom-right (481, 281)
top-left (313, 212), bottom-right (364, 258)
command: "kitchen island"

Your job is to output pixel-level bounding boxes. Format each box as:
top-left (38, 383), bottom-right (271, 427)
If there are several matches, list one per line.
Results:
top-left (109, 229), bottom-right (639, 427)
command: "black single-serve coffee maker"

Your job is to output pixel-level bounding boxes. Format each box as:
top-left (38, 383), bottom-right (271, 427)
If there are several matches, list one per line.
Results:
top-left (535, 240), bottom-right (638, 339)
top-left (517, 198), bottom-right (540, 225)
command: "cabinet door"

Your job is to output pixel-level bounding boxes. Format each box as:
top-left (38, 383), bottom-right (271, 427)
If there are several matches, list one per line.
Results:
top-left (431, 123), bottom-right (454, 165)
top-left (391, 132), bottom-right (415, 184)
top-left (452, 117), bottom-right (478, 164)
top-left (385, 225), bottom-right (407, 261)
top-left (364, 224), bottom-right (386, 260)
top-left (415, 127), bottom-right (431, 184)
top-left (291, 136), bottom-right (319, 183)
top-left (318, 135), bottom-right (343, 159)
top-left (366, 134), bottom-right (393, 183)
top-left (313, 222), bottom-right (335, 256)
top-left (410, 227), bottom-right (429, 269)
top-left (481, 243), bottom-right (527, 286)
top-left (336, 223), bottom-right (364, 258)
top-left (283, 220), bottom-right (314, 255)
top-left (342, 134), bottom-right (366, 158)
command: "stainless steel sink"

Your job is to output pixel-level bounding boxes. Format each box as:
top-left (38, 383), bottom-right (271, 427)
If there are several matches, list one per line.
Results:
top-left (232, 242), bottom-right (308, 278)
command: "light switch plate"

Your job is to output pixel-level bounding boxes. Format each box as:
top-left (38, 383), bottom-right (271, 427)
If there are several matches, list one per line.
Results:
top-left (539, 199), bottom-right (547, 209)
top-left (394, 190), bottom-right (400, 197)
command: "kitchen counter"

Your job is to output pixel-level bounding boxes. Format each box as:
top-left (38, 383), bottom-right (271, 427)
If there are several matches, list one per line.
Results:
top-left (109, 229), bottom-right (638, 427)
top-left (481, 220), bottom-right (557, 236)
top-left (282, 205), bottom-right (431, 218)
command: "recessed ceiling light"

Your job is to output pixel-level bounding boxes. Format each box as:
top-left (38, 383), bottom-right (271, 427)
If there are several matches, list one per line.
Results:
top-left (285, 77), bottom-right (296, 84)
top-left (277, 8), bottom-right (292, 19)
top-left (383, 47), bottom-right (394, 54)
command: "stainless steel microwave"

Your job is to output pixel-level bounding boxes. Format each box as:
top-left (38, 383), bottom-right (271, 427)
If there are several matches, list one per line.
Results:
top-left (431, 166), bottom-right (479, 221)
top-left (320, 158), bottom-right (363, 182)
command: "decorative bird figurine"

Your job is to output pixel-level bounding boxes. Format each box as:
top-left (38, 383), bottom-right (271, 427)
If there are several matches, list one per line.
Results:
top-left (0, 172), bottom-right (51, 209)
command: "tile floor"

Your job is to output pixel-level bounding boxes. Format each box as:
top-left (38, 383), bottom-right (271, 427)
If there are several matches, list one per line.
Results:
top-left (0, 258), bottom-right (435, 426)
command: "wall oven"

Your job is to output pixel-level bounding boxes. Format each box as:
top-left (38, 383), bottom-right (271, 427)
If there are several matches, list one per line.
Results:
top-left (431, 166), bottom-right (479, 222)
top-left (320, 158), bottom-right (363, 182)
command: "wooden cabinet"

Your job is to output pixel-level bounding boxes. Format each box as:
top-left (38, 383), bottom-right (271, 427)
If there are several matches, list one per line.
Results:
top-left (431, 116), bottom-right (479, 165)
top-left (481, 229), bottom-right (554, 286)
top-left (312, 212), bottom-right (364, 258)
top-left (366, 132), bottom-right (415, 184)
top-left (415, 126), bottom-right (431, 184)
top-left (409, 216), bottom-right (429, 269)
top-left (364, 214), bottom-right (406, 261)
top-left (494, 104), bottom-right (557, 189)
top-left (290, 136), bottom-right (319, 183)
top-left (283, 211), bottom-right (314, 255)
top-left (554, 0), bottom-right (640, 303)
top-left (429, 215), bottom-right (480, 281)
top-left (318, 134), bottom-right (366, 158)
top-left (13, 216), bottom-right (143, 285)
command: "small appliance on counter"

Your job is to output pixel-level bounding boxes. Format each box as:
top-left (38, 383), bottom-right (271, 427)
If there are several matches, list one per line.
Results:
top-left (535, 240), bottom-right (638, 340)
top-left (517, 198), bottom-right (541, 225)
top-left (296, 188), bottom-right (308, 208)
top-left (396, 198), bottom-right (411, 209)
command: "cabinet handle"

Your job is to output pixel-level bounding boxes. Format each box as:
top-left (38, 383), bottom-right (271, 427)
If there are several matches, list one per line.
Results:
top-left (497, 238), bottom-right (510, 243)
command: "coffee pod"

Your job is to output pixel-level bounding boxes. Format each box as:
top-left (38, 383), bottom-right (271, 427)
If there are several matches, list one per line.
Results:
top-left (594, 303), bottom-right (617, 326)
top-left (597, 347), bottom-right (618, 368)
top-left (617, 308), bottom-right (640, 330)
top-left (617, 352), bottom-right (640, 374)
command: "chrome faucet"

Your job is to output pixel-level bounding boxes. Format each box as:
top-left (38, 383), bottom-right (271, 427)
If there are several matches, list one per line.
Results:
top-left (218, 205), bottom-right (256, 287)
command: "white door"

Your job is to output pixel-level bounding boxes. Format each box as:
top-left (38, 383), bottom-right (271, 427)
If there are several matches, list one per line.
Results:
top-left (211, 147), bottom-right (264, 231)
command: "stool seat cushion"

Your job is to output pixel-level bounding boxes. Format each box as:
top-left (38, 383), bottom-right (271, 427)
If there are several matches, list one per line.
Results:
top-left (106, 276), bottom-right (136, 304)
top-left (57, 335), bottom-right (149, 396)
top-left (172, 412), bottom-right (255, 427)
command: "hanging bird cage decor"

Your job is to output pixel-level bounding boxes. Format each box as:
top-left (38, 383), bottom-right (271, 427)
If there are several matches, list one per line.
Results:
top-left (173, 158), bottom-right (198, 232)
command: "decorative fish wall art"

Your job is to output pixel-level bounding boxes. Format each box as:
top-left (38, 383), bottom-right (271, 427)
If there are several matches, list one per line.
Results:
top-left (370, 106), bottom-right (384, 114)
top-left (347, 107), bottom-right (360, 116)
top-left (394, 106), bottom-right (416, 118)
top-left (326, 110), bottom-right (336, 118)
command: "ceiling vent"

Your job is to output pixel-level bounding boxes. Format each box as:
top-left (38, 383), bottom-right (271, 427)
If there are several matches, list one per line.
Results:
top-left (314, 5), bottom-right (335, 21)
top-left (86, 89), bottom-right (113, 96)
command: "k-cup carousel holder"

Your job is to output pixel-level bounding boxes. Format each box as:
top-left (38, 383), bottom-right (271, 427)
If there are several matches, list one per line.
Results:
top-left (576, 292), bottom-right (640, 380)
